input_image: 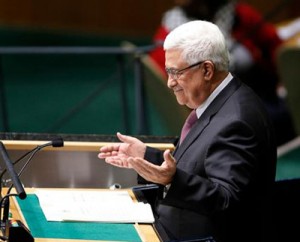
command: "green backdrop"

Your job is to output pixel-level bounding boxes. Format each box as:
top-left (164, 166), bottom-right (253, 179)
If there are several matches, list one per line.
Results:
top-left (0, 26), bottom-right (175, 136)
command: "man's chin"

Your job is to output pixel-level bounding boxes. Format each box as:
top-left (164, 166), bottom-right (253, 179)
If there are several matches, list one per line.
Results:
top-left (175, 98), bottom-right (186, 106)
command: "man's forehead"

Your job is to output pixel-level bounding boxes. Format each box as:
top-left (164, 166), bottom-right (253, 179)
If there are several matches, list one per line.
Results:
top-left (165, 49), bottom-right (185, 66)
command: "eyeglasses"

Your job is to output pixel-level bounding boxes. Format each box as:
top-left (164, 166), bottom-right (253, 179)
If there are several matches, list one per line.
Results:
top-left (165, 60), bottom-right (204, 80)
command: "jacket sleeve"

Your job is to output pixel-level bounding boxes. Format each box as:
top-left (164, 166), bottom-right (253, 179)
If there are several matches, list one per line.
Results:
top-left (137, 146), bottom-right (164, 184)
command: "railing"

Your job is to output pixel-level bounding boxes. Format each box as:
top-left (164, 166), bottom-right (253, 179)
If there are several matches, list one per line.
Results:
top-left (0, 45), bottom-right (158, 134)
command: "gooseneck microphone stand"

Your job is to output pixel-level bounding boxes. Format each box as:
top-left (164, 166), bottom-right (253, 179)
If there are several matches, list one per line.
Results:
top-left (0, 138), bottom-right (63, 241)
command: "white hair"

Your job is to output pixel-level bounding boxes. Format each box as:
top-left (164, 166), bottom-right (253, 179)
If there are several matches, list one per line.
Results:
top-left (163, 20), bottom-right (230, 71)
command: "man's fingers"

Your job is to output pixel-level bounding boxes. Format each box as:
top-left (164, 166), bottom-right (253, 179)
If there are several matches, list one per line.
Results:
top-left (128, 158), bottom-right (154, 175)
top-left (117, 132), bottom-right (137, 144)
top-left (102, 143), bottom-right (121, 151)
top-left (163, 149), bottom-right (175, 165)
top-left (105, 157), bottom-right (132, 169)
top-left (98, 150), bottom-right (118, 159)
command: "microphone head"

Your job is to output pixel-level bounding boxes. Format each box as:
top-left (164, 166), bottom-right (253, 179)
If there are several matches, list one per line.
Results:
top-left (51, 137), bottom-right (64, 147)
top-left (19, 191), bottom-right (27, 200)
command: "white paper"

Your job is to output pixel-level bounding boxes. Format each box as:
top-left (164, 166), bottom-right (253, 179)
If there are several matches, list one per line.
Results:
top-left (35, 189), bottom-right (154, 223)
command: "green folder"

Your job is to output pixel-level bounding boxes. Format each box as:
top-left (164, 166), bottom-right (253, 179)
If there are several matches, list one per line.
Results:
top-left (16, 195), bottom-right (142, 241)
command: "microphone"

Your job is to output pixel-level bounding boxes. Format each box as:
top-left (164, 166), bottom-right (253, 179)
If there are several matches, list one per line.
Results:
top-left (0, 138), bottom-right (64, 228)
top-left (35, 137), bottom-right (64, 149)
top-left (11, 137), bottom-right (64, 188)
top-left (14, 137), bottom-right (64, 164)
top-left (0, 137), bottom-right (64, 191)
top-left (0, 141), bottom-right (27, 236)
top-left (0, 142), bottom-right (26, 200)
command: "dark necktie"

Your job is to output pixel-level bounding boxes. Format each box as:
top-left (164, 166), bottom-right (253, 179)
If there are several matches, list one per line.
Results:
top-left (180, 109), bottom-right (198, 144)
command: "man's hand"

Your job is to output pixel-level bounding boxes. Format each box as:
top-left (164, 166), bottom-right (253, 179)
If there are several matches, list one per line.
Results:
top-left (127, 149), bottom-right (176, 185)
top-left (98, 132), bottom-right (146, 168)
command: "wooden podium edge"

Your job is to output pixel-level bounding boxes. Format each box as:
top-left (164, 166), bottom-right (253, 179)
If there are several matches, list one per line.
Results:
top-left (2, 140), bottom-right (175, 152)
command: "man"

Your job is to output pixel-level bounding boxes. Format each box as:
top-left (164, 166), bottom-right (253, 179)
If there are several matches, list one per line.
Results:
top-left (150, 0), bottom-right (296, 146)
top-left (98, 21), bottom-right (276, 242)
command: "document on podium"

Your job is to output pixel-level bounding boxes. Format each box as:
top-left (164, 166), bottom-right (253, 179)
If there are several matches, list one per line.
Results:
top-left (35, 189), bottom-right (155, 223)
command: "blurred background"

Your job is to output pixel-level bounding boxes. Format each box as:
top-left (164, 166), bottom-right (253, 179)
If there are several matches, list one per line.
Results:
top-left (0, 0), bottom-right (299, 137)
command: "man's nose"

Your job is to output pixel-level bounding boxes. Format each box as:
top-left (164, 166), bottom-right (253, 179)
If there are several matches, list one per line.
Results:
top-left (167, 76), bottom-right (177, 88)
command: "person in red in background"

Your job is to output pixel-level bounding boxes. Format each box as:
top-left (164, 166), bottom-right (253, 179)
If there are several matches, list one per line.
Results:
top-left (150, 0), bottom-right (296, 146)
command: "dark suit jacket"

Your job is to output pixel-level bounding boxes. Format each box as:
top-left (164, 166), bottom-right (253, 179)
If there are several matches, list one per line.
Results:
top-left (144, 77), bottom-right (277, 242)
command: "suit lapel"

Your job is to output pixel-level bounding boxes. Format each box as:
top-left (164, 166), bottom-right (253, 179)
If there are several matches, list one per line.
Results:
top-left (173, 77), bottom-right (242, 161)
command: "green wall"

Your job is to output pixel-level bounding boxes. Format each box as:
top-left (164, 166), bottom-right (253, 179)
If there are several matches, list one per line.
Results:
top-left (0, 27), bottom-right (178, 136)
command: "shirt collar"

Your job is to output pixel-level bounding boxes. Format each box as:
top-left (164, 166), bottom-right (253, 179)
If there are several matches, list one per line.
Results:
top-left (196, 72), bottom-right (233, 118)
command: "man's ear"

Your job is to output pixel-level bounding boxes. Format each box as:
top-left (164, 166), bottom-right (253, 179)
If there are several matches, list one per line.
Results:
top-left (203, 61), bottom-right (214, 80)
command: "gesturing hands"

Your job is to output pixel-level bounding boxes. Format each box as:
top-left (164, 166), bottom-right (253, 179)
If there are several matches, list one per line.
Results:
top-left (98, 132), bottom-right (147, 168)
top-left (127, 149), bottom-right (176, 185)
top-left (98, 132), bottom-right (176, 185)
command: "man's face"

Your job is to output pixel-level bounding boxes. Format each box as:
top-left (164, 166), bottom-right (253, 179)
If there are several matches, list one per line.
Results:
top-left (165, 49), bottom-right (212, 109)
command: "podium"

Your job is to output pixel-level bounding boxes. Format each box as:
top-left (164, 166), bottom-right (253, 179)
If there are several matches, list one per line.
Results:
top-left (0, 133), bottom-right (175, 241)
top-left (3, 188), bottom-right (160, 242)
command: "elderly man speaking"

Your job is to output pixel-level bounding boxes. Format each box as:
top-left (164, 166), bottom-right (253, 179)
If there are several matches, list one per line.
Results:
top-left (98, 20), bottom-right (276, 242)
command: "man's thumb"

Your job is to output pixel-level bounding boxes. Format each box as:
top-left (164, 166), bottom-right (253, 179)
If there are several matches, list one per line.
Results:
top-left (163, 149), bottom-right (175, 164)
top-left (117, 132), bottom-right (135, 144)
